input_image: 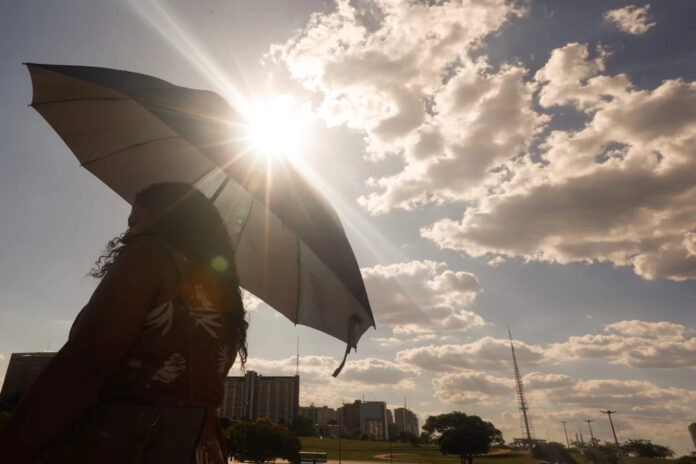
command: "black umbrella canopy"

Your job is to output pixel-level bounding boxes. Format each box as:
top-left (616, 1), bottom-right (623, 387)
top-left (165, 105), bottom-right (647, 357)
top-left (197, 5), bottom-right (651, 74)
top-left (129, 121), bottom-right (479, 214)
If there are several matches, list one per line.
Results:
top-left (27, 63), bottom-right (375, 373)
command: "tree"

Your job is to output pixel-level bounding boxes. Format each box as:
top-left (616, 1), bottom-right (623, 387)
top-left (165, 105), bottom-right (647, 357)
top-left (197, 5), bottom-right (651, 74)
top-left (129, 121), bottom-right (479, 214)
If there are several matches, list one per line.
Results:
top-left (583, 441), bottom-right (620, 464)
top-left (423, 412), bottom-right (503, 464)
top-left (291, 415), bottom-right (316, 437)
top-left (419, 431), bottom-right (432, 445)
top-left (621, 439), bottom-right (675, 459)
top-left (532, 442), bottom-right (577, 464)
top-left (228, 418), bottom-right (301, 464)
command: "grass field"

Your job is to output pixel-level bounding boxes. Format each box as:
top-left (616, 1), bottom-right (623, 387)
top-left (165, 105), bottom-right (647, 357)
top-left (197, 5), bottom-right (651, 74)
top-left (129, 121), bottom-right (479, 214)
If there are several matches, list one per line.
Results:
top-left (299, 438), bottom-right (538, 463)
top-left (299, 438), bottom-right (671, 464)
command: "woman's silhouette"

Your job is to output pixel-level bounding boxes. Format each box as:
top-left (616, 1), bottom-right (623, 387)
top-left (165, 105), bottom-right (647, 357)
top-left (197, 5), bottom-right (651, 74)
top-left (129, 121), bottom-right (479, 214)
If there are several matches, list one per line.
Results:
top-left (0, 182), bottom-right (247, 463)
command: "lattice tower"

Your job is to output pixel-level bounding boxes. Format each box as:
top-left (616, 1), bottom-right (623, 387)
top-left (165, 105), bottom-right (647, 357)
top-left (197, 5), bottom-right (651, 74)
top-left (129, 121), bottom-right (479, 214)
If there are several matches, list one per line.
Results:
top-left (509, 328), bottom-right (534, 448)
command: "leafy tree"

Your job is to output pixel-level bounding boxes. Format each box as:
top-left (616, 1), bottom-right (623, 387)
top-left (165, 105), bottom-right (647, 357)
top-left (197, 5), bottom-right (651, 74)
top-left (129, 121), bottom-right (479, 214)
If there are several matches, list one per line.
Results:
top-left (621, 439), bottom-right (674, 459)
top-left (228, 418), bottom-right (301, 464)
top-left (418, 431), bottom-right (432, 445)
top-left (423, 412), bottom-right (502, 464)
top-left (532, 442), bottom-right (577, 464)
top-left (583, 442), bottom-right (620, 464)
top-left (291, 415), bottom-right (316, 437)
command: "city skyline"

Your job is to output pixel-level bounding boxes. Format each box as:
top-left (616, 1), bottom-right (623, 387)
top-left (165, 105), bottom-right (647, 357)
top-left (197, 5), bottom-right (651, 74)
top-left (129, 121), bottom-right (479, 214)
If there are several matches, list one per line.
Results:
top-left (1, 0), bottom-right (695, 455)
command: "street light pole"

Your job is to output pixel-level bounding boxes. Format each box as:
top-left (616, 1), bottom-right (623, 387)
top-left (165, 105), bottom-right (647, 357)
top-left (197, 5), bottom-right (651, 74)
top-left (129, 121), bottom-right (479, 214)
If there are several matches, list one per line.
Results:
top-left (584, 420), bottom-right (595, 444)
top-left (601, 410), bottom-right (622, 462)
top-left (600, 411), bottom-right (620, 448)
top-left (562, 421), bottom-right (570, 448)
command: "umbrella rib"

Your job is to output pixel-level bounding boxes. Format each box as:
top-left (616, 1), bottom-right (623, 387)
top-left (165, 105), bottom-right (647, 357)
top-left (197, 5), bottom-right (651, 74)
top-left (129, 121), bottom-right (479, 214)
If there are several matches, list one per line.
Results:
top-left (31, 97), bottom-right (129, 106)
top-left (80, 136), bottom-right (180, 167)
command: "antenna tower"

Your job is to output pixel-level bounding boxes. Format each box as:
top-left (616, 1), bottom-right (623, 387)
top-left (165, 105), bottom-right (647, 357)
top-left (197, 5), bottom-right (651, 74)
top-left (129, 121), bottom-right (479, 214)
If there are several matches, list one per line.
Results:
top-left (509, 328), bottom-right (533, 448)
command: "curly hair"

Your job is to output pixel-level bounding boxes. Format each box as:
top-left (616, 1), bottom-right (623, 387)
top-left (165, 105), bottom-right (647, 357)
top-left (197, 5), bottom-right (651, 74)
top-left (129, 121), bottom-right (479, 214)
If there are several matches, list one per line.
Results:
top-left (91, 182), bottom-right (248, 367)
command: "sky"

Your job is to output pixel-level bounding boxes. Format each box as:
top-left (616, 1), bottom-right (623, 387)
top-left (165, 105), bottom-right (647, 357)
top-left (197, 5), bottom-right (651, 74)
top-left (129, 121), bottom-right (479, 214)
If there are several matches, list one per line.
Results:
top-left (1, 0), bottom-right (696, 455)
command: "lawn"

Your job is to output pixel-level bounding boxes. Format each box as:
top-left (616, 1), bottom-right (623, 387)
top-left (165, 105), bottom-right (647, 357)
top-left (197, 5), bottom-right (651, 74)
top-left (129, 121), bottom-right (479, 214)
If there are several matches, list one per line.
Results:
top-left (300, 438), bottom-right (539, 464)
top-left (299, 439), bottom-right (672, 464)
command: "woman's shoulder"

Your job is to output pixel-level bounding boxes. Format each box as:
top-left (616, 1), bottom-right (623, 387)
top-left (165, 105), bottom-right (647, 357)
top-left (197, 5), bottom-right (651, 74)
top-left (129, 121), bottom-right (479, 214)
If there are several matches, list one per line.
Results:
top-left (116, 236), bottom-right (180, 273)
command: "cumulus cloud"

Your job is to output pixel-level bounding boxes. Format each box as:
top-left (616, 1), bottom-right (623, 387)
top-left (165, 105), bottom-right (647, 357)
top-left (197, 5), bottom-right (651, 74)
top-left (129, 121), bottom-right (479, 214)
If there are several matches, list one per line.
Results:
top-left (396, 337), bottom-right (545, 371)
top-left (361, 260), bottom-right (485, 336)
top-left (433, 369), bottom-right (513, 405)
top-left (396, 320), bottom-right (695, 372)
top-left (604, 4), bottom-right (656, 35)
top-left (274, 3), bottom-right (696, 282)
top-left (271, 0), bottom-right (540, 213)
top-left (244, 355), bottom-right (418, 406)
top-left (546, 378), bottom-right (696, 411)
top-left (423, 42), bottom-right (696, 281)
top-left (522, 371), bottom-right (574, 390)
top-left (430, 366), bottom-right (696, 424)
top-left (546, 320), bottom-right (696, 368)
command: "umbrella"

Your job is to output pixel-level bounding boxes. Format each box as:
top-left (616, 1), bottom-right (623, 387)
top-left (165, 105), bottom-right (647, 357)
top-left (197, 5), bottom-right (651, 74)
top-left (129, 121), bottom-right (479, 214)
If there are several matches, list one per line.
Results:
top-left (26, 63), bottom-right (375, 375)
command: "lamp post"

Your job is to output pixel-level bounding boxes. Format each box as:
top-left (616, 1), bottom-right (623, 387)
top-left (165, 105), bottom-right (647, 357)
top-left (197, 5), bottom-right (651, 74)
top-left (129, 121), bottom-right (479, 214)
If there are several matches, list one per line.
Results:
top-left (584, 420), bottom-right (595, 444)
top-left (601, 410), bottom-right (622, 462)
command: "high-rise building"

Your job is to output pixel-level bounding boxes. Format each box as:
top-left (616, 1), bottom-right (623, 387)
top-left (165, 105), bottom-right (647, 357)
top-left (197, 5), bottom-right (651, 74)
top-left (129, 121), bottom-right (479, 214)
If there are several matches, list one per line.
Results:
top-left (393, 407), bottom-right (419, 436)
top-left (219, 371), bottom-right (299, 425)
top-left (220, 376), bottom-right (246, 419)
top-left (0, 352), bottom-right (55, 399)
top-left (338, 400), bottom-right (389, 440)
top-left (298, 405), bottom-right (338, 426)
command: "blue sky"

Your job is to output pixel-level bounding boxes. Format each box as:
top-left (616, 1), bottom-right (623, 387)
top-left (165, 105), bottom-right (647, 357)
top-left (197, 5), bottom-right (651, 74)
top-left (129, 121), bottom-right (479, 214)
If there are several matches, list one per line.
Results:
top-left (1, 0), bottom-right (696, 454)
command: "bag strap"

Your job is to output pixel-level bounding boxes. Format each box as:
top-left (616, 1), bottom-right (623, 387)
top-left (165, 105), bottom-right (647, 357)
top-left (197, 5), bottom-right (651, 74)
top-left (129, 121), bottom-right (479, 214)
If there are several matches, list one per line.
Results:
top-left (134, 236), bottom-right (195, 407)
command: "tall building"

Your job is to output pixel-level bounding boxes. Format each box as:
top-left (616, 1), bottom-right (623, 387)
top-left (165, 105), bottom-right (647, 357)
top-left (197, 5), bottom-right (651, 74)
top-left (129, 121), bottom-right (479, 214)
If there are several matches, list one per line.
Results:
top-left (339, 400), bottom-right (389, 440)
top-left (219, 371), bottom-right (299, 425)
top-left (0, 352), bottom-right (55, 399)
top-left (298, 405), bottom-right (338, 426)
top-left (393, 407), bottom-right (419, 436)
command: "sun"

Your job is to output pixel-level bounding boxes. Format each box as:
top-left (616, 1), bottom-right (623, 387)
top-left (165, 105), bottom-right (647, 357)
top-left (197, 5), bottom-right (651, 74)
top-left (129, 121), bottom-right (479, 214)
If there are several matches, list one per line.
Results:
top-left (246, 94), bottom-right (313, 163)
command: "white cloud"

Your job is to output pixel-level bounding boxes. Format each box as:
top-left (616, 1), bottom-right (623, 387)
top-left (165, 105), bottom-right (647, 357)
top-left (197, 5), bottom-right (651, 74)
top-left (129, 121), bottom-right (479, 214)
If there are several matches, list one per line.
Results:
top-left (272, 0), bottom-right (538, 214)
top-left (243, 354), bottom-right (418, 406)
top-left (546, 378), bottom-right (696, 409)
top-left (604, 319), bottom-right (688, 338)
top-left (432, 369), bottom-right (513, 405)
top-left (396, 337), bottom-right (545, 371)
top-left (546, 320), bottom-right (696, 368)
top-left (361, 260), bottom-right (485, 336)
top-left (522, 371), bottom-right (574, 390)
top-left (604, 4), bottom-right (656, 35)
top-left (423, 42), bottom-right (696, 281)
top-left (246, 355), bottom-right (418, 389)
top-left (396, 320), bottom-right (696, 372)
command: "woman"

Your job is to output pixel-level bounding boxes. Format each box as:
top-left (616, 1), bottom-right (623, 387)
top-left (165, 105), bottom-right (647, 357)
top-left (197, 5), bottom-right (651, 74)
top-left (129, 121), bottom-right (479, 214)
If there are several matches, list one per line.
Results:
top-left (0, 182), bottom-right (247, 463)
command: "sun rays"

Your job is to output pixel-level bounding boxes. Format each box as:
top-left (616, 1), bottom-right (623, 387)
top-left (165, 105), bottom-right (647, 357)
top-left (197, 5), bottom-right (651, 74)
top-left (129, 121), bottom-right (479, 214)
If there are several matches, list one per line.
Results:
top-left (126, 0), bottom-right (410, 268)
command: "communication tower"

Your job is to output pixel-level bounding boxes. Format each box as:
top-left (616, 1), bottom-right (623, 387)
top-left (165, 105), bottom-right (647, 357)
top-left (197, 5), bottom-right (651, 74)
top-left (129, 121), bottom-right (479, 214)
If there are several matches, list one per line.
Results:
top-left (509, 328), bottom-right (534, 448)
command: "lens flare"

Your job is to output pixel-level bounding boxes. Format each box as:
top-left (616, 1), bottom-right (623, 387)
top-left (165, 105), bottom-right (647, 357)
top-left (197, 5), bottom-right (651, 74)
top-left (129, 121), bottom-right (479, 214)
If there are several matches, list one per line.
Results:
top-left (247, 94), bottom-right (313, 162)
top-left (210, 255), bottom-right (229, 272)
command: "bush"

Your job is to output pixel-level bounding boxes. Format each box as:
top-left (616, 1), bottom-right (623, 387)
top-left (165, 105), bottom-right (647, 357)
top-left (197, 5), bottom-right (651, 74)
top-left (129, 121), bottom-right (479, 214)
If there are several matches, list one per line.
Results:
top-left (583, 442), bottom-right (620, 464)
top-left (532, 442), bottom-right (577, 464)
